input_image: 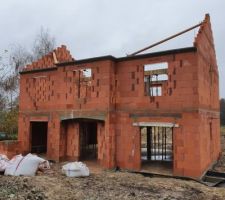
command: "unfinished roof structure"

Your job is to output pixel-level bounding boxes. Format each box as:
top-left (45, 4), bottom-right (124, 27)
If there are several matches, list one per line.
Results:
top-left (0, 14), bottom-right (220, 178)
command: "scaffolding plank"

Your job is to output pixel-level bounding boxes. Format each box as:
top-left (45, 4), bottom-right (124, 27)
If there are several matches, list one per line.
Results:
top-left (144, 68), bottom-right (168, 76)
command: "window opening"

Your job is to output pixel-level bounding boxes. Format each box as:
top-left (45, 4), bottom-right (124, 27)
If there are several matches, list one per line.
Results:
top-left (144, 63), bottom-right (168, 96)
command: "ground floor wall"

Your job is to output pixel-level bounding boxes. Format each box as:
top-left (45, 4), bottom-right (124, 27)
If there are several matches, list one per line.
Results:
top-left (114, 110), bottom-right (220, 178)
top-left (0, 140), bottom-right (21, 158)
top-left (15, 109), bottom-right (220, 178)
top-left (17, 111), bottom-right (116, 169)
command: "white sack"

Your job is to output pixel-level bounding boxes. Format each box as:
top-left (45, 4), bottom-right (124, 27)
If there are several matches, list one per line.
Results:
top-left (0, 154), bottom-right (9, 172)
top-left (62, 162), bottom-right (90, 177)
top-left (5, 154), bottom-right (46, 176)
top-left (38, 160), bottom-right (50, 171)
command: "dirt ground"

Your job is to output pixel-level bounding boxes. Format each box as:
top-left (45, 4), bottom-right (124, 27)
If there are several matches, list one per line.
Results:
top-left (0, 128), bottom-right (225, 200)
top-left (1, 161), bottom-right (225, 200)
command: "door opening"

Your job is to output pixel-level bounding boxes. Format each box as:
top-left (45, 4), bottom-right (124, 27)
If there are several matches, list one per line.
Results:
top-left (141, 126), bottom-right (173, 174)
top-left (79, 121), bottom-right (98, 160)
top-left (30, 122), bottom-right (48, 154)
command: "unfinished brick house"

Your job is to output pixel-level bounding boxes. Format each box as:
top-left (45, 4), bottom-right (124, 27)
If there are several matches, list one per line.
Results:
top-left (13, 14), bottom-right (220, 178)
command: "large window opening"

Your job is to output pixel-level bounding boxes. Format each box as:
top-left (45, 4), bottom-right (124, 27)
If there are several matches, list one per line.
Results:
top-left (30, 122), bottom-right (48, 154)
top-left (144, 62), bottom-right (168, 96)
top-left (79, 120), bottom-right (98, 160)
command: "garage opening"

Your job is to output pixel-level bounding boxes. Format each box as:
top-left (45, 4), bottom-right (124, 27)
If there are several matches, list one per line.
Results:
top-left (79, 121), bottom-right (98, 160)
top-left (30, 122), bottom-right (48, 154)
top-left (141, 126), bottom-right (173, 175)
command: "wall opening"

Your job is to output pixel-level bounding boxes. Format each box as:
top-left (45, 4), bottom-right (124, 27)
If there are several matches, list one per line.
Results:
top-left (75, 68), bottom-right (92, 98)
top-left (144, 62), bottom-right (168, 96)
top-left (79, 120), bottom-right (98, 160)
top-left (30, 122), bottom-right (48, 154)
top-left (141, 126), bottom-right (173, 174)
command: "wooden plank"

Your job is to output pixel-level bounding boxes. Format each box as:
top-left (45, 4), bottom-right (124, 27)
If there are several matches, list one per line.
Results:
top-left (144, 68), bottom-right (168, 76)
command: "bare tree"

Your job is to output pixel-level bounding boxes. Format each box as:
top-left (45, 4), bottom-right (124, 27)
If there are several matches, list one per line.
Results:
top-left (1, 27), bottom-right (56, 110)
top-left (32, 27), bottom-right (56, 60)
top-left (0, 50), bottom-right (11, 110)
top-left (10, 45), bottom-right (33, 73)
top-left (9, 28), bottom-right (56, 73)
top-left (0, 27), bottom-right (56, 136)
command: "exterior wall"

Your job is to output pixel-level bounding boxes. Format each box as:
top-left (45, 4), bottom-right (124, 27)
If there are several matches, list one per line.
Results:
top-left (116, 52), bottom-right (198, 111)
top-left (0, 141), bottom-right (21, 158)
top-left (3, 14), bottom-right (219, 178)
top-left (114, 51), bottom-right (202, 177)
top-left (16, 46), bottom-right (220, 177)
top-left (195, 14), bottom-right (220, 175)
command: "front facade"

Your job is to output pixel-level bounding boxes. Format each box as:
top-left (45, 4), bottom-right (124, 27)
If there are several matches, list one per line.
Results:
top-left (16, 14), bottom-right (220, 178)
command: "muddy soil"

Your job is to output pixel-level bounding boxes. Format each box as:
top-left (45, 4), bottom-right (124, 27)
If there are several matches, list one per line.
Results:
top-left (1, 128), bottom-right (225, 200)
top-left (0, 166), bottom-right (225, 200)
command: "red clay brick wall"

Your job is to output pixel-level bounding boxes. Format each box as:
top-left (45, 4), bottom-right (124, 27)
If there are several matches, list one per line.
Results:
top-left (19, 61), bottom-right (114, 112)
top-left (115, 52), bottom-right (198, 112)
top-left (16, 14), bottom-right (220, 178)
top-left (111, 15), bottom-right (220, 178)
top-left (46, 113), bottom-right (60, 161)
top-left (115, 112), bottom-right (141, 170)
top-left (194, 14), bottom-right (220, 174)
top-left (18, 58), bottom-right (115, 163)
top-left (0, 141), bottom-right (21, 158)
top-left (97, 122), bottom-right (106, 164)
top-left (18, 114), bottom-right (30, 154)
top-left (62, 122), bottom-right (80, 161)
top-left (23, 45), bottom-right (73, 71)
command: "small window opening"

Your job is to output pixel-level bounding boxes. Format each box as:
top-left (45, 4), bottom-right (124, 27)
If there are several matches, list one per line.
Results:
top-left (82, 68), bottom-right (92, 78)
top-left (144, 62), bottom-right (168, 96)
top-left (77, 68), bottom-right (92, 98)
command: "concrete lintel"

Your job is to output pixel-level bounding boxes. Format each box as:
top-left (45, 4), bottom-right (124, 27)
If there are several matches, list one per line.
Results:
top-left (30, 116), bottom-right (49, 122)
top-left (60, 114), bottom-right (105, 121)
top-left (133, 122), bottom-right (179, 128)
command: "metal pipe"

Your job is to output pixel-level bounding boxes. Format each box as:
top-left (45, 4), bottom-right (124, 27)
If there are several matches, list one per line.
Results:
top-left (158, 127), bottom-right (160, 160)
top-left (164, 127), bottom-right (166, 160)
top-left (154, 127), bottom-right (156, 160)
top-left (128, 22), bottom-right (203, 56)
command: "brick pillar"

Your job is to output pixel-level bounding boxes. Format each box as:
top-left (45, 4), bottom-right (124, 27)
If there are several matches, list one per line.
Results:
top-left (66, 122), bottom-right (80, 160)
top-left (18, 114), bottom-right (30, 154)
top-left (47, 113), bottom-right (61, 161)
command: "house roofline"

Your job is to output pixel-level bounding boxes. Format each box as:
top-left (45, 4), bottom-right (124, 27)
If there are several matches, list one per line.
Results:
top-left (57, 46), bottom-right (196, 66)
top-left (20, 46), bottom-right (197, 74)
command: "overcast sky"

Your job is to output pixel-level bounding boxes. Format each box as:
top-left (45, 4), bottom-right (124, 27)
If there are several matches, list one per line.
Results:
top-left (0, 0), bottom-right (224, 97)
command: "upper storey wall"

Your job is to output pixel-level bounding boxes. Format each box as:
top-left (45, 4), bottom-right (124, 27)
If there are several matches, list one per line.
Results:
top-left (19, 59), bottom-right (114, 112)
top-left (194, 14), bottom-right (219, 111)
top-left (19, 49), bottom-right (198, 113)
top-left (23, 45), bottom-right (73, 72)
top-left (115, 51), bottom-right (198, 113)
top-left (19, 14), bottom-right (219, 114)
